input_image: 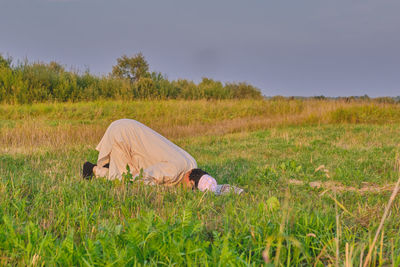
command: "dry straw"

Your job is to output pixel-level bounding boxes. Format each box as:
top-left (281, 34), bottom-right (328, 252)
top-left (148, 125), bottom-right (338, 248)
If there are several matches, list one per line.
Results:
top-left (362, 164), bottom-right (400, 267)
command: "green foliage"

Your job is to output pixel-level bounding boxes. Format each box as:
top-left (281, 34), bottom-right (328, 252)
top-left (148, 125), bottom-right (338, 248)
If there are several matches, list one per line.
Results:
top-left (172, 79), bottom-right (198, 99)
top-left (0, 54), bottom-right (12, 69)
top-left (198, 77), bottom-right (228, 99)
top-left (0, 53), bottom-right (263, 103)
top-left (112, 53), bottom-right (149, 83)
top-left (225, 82), bottom-right (263, 99)
top-left (265, 196), bottom-right (280, 212)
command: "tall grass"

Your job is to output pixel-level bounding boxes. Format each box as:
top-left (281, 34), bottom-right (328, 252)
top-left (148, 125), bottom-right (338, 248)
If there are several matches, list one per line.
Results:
top-left (2, 99), bottom-right (400, 152)
top-left (2, 100), bottom-right (400, 265)
top-left (1, 125), bottom-right (400, 265)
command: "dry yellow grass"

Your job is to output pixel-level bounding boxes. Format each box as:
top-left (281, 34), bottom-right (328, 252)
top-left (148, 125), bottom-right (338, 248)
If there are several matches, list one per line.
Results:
top-left (288, 179), bottom-right (397, 193)
top-left (1, 99), bottom-right (399, 153)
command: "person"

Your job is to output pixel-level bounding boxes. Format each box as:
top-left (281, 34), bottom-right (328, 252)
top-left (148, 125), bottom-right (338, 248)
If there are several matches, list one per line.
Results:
top-left (83, 119), bottom-right (243, 195)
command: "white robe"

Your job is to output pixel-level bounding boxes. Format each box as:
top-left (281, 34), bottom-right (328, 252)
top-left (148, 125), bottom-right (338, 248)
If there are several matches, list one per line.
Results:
top-left (94, 119), bottom-right (197, 185)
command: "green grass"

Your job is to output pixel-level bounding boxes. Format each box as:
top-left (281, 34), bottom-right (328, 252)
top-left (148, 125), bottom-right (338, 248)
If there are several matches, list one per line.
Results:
top-left (1, 102), bottom-right (400, 265)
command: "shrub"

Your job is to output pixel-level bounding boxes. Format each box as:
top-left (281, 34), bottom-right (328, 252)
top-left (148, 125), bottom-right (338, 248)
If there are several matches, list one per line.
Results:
top-left (0, 53), bottom-right (264, 103)
top-left (225, 82), bottom-right (262, 99)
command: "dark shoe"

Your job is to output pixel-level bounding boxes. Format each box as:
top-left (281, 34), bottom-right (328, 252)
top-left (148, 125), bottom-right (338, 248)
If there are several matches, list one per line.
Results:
top-left (82, 161), bottom-right (96, 179)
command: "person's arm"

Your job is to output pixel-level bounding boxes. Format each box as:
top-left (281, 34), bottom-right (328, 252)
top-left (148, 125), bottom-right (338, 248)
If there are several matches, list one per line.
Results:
top-left (93, 165), bottom-right (108, 178)
top-left (96, 155), bottom-right (110, 169)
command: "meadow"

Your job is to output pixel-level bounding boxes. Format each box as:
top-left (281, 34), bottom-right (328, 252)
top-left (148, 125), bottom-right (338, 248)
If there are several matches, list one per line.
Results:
top-left (1, 99), bottom-right (400, 266)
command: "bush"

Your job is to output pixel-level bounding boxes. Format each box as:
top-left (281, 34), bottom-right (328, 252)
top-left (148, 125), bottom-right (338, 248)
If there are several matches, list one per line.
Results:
top-left (373, 97), bottom-right (396, 104)
top-left (0, 53), bottom-right (264, 103)
top-left (225, 82), bottom-right (262, 99)
top-left (198, 78), bottom-right (228, 99)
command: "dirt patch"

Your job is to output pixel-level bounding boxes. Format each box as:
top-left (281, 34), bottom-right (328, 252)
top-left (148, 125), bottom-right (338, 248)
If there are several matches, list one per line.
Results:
top-left (288, 179), bottom-right (396, 193)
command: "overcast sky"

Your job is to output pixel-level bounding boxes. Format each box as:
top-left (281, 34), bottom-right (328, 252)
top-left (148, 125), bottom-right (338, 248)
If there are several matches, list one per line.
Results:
top-left (1, 0), bottom-right (399, 97)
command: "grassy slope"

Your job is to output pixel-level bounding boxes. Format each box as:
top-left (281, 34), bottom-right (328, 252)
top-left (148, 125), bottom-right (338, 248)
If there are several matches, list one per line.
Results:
top-left (1, 100), bottom-right (400, 265)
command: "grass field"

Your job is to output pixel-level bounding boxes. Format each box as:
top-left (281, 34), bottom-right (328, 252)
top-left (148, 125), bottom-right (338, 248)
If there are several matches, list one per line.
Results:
top-left (1, 99), bottom-right (400, 266)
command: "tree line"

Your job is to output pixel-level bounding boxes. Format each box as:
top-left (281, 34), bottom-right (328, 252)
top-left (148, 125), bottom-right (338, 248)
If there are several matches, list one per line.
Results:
top-left (0, 53), bottom-right (262, 104)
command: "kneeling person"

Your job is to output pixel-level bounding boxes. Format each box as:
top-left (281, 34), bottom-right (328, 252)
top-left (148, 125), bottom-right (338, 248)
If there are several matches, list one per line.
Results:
top-left (83, 119), bottom-right (243, 195)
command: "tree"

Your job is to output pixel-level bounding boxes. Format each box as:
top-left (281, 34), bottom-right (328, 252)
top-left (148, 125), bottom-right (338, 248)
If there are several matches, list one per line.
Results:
top-left (198, 77), bottom-right (226, 99)
top-left (112, 53), bottom-right (149, 83)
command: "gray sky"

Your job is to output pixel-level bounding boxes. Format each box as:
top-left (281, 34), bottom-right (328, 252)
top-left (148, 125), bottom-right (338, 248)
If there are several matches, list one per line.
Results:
top-left (1, 0), bottom-right (400, 97)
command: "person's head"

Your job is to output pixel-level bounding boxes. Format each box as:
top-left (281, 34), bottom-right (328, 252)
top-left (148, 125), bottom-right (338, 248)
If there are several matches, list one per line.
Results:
top-left (181, 168), bottom-right (209, 189)
top-left (82, 161), bottom-right (96, 179)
